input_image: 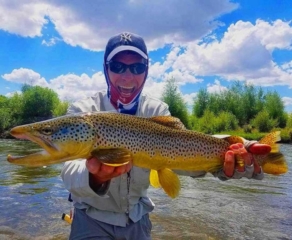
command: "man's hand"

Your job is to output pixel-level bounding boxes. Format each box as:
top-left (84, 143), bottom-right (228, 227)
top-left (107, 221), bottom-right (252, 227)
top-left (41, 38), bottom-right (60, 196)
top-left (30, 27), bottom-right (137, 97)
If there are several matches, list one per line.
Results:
top-left (223, 142), bottom-right (271, 179)
top-left (86, 157), bottom-right (132, 190)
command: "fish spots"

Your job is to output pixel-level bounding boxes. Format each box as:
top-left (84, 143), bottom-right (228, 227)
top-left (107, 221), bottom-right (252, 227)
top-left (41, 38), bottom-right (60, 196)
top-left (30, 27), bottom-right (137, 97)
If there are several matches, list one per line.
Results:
top-left (20, 112), bottom-right (230, 171)
top-left (92, 113), bottom-right (208, 162)
top-left (61, 128), bottom-right (68, 134)
top-left (29, 115), bottom-right (96, 145)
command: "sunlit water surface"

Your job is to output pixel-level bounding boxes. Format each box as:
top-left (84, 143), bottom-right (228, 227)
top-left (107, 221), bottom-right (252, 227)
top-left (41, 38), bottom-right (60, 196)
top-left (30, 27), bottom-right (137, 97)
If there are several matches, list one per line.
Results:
top-left (0, 140), bottom-right (291, 240)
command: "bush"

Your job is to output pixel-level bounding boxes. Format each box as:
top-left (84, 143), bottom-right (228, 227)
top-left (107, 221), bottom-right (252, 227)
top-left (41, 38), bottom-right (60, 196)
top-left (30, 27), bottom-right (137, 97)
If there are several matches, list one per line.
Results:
top-left (189, 115), bottom-right (200, 131)
top-left (279, 128), bottom-right (292, 143)
top-left (286, 113), bottom-right (292, 129)
top-left (251, 110), bottom-right (278, 132)
top-left (53, 101), bottom-right (70, 117)
top-left (193, 110), bottom-right (239, 134)
top-left (0, 108), bottom-right (11, 132)
top-left (213, 111), bottom-right (239, 132)
top-left (162, 78), bottom-right (191, 129)
top-left (243, 124), bottom-right (253, 133)
top-left (198, 110), bottom-right (217, 134)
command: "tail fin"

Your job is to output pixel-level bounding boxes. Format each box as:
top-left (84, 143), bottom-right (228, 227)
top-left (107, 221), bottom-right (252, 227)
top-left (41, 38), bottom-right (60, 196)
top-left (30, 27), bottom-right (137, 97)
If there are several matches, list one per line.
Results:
top-left (256, 131), bottom-right (288, 175)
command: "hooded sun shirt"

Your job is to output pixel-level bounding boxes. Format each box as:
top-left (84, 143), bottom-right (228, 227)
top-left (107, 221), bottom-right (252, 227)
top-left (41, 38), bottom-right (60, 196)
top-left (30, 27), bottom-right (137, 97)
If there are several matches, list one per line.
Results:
top-left (103, 32), bottom-right (148, 115)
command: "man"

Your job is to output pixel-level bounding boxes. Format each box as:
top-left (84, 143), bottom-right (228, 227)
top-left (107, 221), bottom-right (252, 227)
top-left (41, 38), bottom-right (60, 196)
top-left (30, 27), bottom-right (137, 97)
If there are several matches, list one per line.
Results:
top-left (61, 32), bottom-right (270, 240)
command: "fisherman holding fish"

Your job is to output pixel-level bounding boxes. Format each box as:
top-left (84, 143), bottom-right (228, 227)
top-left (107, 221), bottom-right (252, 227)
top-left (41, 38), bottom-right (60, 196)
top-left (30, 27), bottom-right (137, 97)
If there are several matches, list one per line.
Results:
top-left (58, 33), bottom-right (271, 239)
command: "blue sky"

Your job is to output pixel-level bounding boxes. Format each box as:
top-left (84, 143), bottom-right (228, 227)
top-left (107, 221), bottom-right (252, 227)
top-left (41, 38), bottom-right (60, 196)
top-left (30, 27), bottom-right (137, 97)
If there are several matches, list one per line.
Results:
top-left (0, 0), bottom-right (292, 112)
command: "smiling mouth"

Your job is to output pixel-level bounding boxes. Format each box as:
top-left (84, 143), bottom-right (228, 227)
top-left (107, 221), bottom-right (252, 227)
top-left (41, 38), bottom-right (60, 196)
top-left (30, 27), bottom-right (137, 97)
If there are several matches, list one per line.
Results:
top-left (118, 86), bottom-right (135, 96)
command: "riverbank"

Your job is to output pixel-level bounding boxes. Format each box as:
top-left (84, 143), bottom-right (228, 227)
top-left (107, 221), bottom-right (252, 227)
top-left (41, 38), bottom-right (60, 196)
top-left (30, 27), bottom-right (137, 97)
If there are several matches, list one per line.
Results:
top-left (0, 130), bottom-right (13, 139)
top-left (214, 129), bottom-right (292, 143)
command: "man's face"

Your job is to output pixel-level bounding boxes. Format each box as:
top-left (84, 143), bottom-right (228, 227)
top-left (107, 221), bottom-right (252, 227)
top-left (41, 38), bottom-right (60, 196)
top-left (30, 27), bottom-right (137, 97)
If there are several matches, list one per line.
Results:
top-left (107, 52), bottom-right (146, 99)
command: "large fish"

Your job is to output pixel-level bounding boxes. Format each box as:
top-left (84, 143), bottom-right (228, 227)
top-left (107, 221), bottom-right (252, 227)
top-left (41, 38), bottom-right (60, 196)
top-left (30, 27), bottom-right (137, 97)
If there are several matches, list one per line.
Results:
top-left (7, 112), bottom-right (287, 198)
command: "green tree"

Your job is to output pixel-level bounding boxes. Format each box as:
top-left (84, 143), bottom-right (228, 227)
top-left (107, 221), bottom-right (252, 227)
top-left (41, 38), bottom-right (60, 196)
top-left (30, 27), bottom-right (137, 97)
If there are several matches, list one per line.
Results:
top-left (7, 93), bottom-right (24, 126)
top-left (21, 85), bottom-right (60, 123)
top-left (53, 101), bottom-right (70, 117)
top-left (0, 93), bottom-right (24, 131)
top-left (161, 78), bottom-right (190, 129)
top-left (0, 95), bottom-right (8, 108)
top-left (197, 109), bottom-right (216, 134)
top-left (214, 111), bottom-right (239, 132)
top-left (191, 81), bottom-right (287, 132)
top-left (241, 84), bottom-right (259, 124)
top-left (264, 91), bottom-right (287, 128)
top-left (0, 108), bottom-right (11, 132)
top-left (208, 93), bottom-right (223, 115)
top-left (287, 113), bottom-right (292, 129)
top-left (193, 89), bottom-right (209, 118)
top-left (251, 110), bottom-right (278, 132)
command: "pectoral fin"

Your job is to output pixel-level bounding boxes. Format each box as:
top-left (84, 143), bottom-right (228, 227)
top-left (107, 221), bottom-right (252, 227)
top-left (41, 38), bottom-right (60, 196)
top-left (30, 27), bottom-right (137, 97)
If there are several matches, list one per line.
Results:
top-left (157, 168), bottom-right (181, 198)
top-left (91, 148), bottom-right (132, 166)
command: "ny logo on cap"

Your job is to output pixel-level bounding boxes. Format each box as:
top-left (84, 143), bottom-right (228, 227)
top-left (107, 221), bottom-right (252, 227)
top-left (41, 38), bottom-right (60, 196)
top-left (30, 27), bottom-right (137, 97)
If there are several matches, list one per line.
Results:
top-left (120, 32), bottom-right (132, 43)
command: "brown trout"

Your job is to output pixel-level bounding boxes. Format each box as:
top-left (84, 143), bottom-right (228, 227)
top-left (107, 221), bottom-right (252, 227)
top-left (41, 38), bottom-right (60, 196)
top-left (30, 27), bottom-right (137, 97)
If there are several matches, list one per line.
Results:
top-left (7, 112), bottom-right (287, 198)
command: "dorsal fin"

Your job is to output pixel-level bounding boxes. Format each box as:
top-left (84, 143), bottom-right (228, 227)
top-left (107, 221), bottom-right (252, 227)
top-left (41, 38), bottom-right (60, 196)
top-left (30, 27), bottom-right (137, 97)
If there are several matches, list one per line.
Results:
top-left (149, 116), bottom-right (186, 130)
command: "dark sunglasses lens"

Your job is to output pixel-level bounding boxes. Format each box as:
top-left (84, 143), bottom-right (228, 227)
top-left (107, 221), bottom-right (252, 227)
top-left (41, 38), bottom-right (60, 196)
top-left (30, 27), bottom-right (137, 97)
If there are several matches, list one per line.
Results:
top-left (130, 63), bottom-right (147, 74)
top-left (108, 62), bottom-right (147, 75)
top-left (109, 62), bottom-right (126, 74)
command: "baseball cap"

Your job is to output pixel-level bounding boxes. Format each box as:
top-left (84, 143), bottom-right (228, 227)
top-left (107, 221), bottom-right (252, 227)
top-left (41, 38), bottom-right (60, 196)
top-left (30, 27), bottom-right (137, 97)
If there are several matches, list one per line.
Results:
top-left (104, 32), bottom-right (148, 62)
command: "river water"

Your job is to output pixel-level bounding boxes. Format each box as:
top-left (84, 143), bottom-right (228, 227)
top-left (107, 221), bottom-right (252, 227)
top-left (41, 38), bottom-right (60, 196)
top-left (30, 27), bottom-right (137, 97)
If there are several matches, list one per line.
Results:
top-left (0, 139), bottom-right (291, 240)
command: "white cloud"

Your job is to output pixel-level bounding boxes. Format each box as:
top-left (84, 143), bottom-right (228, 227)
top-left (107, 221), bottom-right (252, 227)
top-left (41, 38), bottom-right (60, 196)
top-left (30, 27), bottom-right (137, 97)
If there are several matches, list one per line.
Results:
top-left (2, 68), bottom-right (107, 102)
top-left (0, 0), bottom-right (238, 50)
top-left (173, 19), bottom-right (292, 88)
top-left (5, 91), bottom-right (21, 97)
top-left (163, 70), bottom-right (202, 85)
top-left (143, 78), bottom-right (166, 100)
top-left (182, 92), bottom-right (197, 107)
top-left (49, 71), bottom-right (107, 101)
top-left (281, 60), bottom-right (292, 74)
top-left (148, 47), bottom-right (181, 79)
top-left (282, 97), bottom-right (292, 107)
top-left (0, 1), bottom-right (49, 37)
top-left (207, 80), bottom-right (228, 93)
top-left (255, 19), bottom-right (292, 51)
top-left (41, 37), bottom-right (60, 46)
top-left (148, 46), bottom-right (203, 86)
top-left (2, 68), bottom-right (48, 87)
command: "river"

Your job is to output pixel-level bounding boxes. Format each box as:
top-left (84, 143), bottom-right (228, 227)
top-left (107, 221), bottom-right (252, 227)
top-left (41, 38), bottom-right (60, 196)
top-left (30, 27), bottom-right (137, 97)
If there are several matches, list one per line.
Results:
top-left (0, 139), bottom-right (291, 240)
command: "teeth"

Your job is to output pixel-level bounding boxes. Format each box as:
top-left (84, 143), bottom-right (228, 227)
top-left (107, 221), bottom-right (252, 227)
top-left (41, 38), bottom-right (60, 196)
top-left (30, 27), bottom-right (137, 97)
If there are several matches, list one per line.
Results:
top-left (118, 86), bottom-right (135, 94)
top-left (120, 86), bottom-right (134, 90)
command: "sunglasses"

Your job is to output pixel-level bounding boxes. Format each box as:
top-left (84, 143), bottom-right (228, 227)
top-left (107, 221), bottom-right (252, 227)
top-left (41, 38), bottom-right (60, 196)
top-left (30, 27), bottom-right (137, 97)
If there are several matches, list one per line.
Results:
top-left (107, 61), bottom-right (147, 75)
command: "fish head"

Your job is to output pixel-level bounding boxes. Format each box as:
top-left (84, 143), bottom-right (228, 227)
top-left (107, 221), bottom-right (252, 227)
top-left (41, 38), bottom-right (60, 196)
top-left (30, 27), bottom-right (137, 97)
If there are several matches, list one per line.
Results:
top-left (7, 114), bottom-right (96, 167)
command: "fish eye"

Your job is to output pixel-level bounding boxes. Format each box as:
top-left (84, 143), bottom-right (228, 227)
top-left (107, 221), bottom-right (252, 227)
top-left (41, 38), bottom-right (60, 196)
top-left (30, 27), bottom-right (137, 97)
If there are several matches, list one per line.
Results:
top-left (41, 126), bottom-right (53, 135)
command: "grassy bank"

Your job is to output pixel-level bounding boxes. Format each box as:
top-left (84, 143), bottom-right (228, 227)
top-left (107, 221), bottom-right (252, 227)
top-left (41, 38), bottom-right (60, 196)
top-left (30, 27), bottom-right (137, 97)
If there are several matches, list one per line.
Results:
top-left (219, 128), bottom-right (292, 143)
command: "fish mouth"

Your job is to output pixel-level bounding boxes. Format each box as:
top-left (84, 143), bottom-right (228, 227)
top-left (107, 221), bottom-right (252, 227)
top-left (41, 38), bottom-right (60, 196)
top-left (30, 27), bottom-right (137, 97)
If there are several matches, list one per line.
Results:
top-left (7, 126), bottom-right (68, 167)
top-left (10, 125), bottom-right (59, 154)
top-left (7, 151), bottom-right (70, 167)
